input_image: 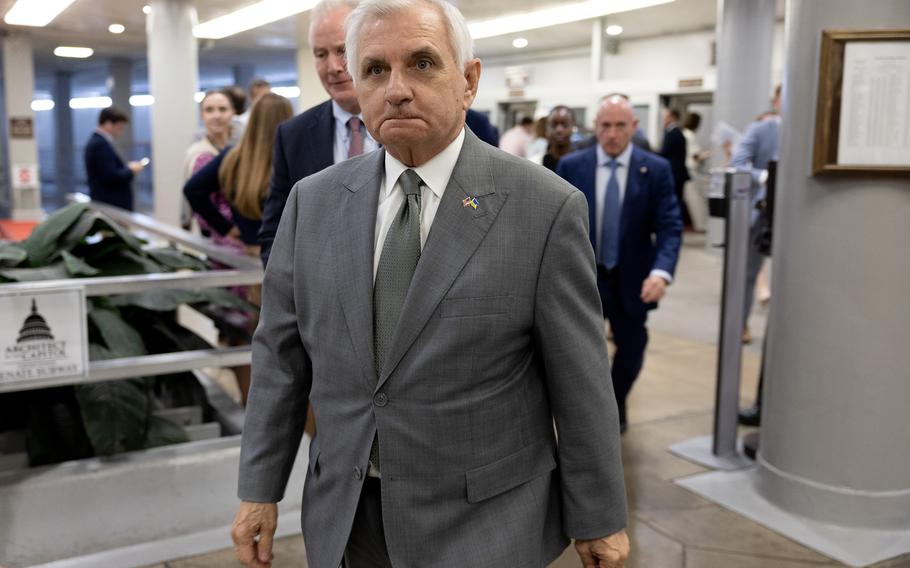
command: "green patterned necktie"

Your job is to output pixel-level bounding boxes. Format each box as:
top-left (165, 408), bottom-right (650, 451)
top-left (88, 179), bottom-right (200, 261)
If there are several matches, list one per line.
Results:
top-left (369, 168), bottom-right (422, 474)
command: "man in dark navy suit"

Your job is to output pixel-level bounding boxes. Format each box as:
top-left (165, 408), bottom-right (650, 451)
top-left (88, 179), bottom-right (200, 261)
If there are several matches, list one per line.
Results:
top-left (84, 107), bottom-right (144, 211)
top-left (557, 95), bottom-right (682, 430)
top-left (660, 107), bottom-right (690, 227)
top-left (258, 0), bottom-right (500, 266)
top-left (258, 0), bottom-right (379, 265)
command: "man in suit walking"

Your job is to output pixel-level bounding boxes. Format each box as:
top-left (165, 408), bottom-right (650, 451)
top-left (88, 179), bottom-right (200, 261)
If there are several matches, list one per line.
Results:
top-left (232, 1), bottom-right (629, 567)
top-left (660, 108), bottom-right (690, 227)
top-left (84, 107), bottom-right (144, 211)
top-left (257, 0), bottom-right (380, 266)
top-left (557, 96), bottom-right (682, 431)
top-left (734, 85), bottom-right (782, 425)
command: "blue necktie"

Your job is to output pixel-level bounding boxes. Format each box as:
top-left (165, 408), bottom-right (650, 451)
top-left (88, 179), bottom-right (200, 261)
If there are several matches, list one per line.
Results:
top-left (600, 159), bottom-right (621, 269)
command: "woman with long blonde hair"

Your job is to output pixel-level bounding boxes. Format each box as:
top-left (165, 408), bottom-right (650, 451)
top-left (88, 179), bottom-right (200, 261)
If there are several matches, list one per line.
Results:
top-left (184, 92), bottom-right (293, 251)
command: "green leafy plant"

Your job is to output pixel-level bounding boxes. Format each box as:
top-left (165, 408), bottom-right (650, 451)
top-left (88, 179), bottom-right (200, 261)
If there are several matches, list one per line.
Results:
top-left (0, 203), bottom-right (256, 463)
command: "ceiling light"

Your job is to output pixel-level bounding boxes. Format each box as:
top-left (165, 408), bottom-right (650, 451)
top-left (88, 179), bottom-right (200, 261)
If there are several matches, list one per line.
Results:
top-left (31, 99), bottom-right (55, 111)
top-left (194, 91), bottom-right (206, 103)
top-left (129, 94), bottom-right (155, 107)
top-left (194, 0), bottom-right (320, 40)
top-left (69, 96), bottom-right (113, 110)
top-left (271, 86), bottom-right (300, 98)
top-left (606, 25), bottom-right (624, 36)
top-left (3, 0), bottom-right (76, 27)
top-left (512, 38), bottom-right (528, 49)
top-left (54, 46), bottom-right (94, 58)
top-left (142, 5), bottom-right (151, 15)
top-left (469, 0), bottom-right (672, 40)
top-left (108, 23), bottom-right (125, 34)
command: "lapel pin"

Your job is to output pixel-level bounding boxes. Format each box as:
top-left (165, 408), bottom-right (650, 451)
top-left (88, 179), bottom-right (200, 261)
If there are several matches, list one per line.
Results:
top-left (462, 196), bottom-right (479, 210)
top-left (640, 166), bottom-right (648, 174)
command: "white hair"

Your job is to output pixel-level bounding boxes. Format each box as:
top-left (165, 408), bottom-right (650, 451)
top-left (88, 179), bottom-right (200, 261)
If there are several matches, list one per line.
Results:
top-left (345, 0), bottom-right (474, 83)
top-left (308, 0), bottom-right (360, 46)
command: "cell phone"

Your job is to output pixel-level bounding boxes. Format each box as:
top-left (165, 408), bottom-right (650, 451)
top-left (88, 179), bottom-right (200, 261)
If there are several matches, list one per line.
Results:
top-left (139, 157), bottom-right (150, 166)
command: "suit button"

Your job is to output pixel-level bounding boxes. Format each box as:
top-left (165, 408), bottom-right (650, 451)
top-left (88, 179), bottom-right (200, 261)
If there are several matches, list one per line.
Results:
top-left (353, 466), bottom-right (362, 480)
top-left (373, 392), bottom-right (388, 407)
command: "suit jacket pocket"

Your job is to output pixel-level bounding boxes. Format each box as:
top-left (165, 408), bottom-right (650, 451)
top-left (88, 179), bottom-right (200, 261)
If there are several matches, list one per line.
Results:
top-left (465, 441), bottom-right (556, 503)
top-left (440, 295), bottom-right (511, 318)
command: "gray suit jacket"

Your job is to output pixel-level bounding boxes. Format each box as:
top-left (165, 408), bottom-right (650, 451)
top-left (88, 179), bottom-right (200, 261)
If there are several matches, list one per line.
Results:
top-left (238, 129), bottom-right (627, 568)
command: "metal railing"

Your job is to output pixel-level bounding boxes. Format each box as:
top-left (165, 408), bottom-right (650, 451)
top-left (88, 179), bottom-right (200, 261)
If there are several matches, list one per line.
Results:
top-left (0, 198), bottom-right (262, 394)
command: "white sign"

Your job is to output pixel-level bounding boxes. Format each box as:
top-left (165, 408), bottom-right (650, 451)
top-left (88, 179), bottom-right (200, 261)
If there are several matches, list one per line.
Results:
top-left (11, 163), bottom-right (39, 191)
top-left (0, 287), bottom-right (89, 387)
top-left (837, 41), bottom-right (910, 167)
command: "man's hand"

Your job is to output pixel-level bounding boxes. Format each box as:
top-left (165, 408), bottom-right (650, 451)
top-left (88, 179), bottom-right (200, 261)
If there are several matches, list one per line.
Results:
top-left (575, 530), bottom-right (630, 568)
top-left (640, 275), bottom-right (668, 303)
top-left (127, 161), bottom-right (145, 174)
top-left (232, 501), bottom-right (278, 567)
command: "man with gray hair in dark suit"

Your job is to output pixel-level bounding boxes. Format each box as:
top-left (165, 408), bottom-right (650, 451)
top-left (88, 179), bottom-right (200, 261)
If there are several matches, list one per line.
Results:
top-left (232, 1), bottom-right (629, 566)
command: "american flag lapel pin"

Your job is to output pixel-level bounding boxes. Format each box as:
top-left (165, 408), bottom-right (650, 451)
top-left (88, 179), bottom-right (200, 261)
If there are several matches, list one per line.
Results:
top-left (640, 166), bottom-right (648, 174)
top-left (462, 196), bottom-right (479, 210)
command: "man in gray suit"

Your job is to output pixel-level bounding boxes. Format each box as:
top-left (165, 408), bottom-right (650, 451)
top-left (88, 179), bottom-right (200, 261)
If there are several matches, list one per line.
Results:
top-left (231, 1), bottom-right (629, 566)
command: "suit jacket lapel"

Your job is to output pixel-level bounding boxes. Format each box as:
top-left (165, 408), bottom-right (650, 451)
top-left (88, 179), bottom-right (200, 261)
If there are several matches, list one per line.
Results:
top-left (578, 147), bottom-right (598, 250)
top-left (377, 130), bottom-right (506, 389)
top-left (622, 148), bottom-right (645, 241)
top-left (334, 150), bottom-right (384, 391)
top-left (310, 100), bottom-right (335, 170)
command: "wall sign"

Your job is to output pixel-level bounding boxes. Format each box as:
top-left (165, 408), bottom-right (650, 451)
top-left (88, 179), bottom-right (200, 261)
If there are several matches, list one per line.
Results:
top-left (11, 164), bottom-right (39, 191)
top-left (0, 287), bottom-right (89, 387)
top-left (9, 117), bottom-right (34, 139)
top-left (812, 29), bottom-right (910, 175)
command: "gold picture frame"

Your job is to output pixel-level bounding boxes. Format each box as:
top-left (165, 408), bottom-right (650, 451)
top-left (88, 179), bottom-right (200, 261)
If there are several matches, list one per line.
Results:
top-left (812, 29), bottom-right (910, 175)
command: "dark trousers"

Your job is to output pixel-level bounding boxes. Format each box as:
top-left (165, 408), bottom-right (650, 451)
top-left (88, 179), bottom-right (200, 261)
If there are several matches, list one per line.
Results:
top-left (598, 266), bottom-right (649, 417)
top-left (344, 477), bottom-right (393, 568)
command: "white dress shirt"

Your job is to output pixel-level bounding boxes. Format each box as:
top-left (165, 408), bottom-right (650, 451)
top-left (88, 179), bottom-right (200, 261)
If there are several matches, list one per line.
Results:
top-left (332, 100), bottom-right (380, 164)
top-left (373, 128), bottom-right (465, 280)
top-left (595, 142), bottom-right (673, 284)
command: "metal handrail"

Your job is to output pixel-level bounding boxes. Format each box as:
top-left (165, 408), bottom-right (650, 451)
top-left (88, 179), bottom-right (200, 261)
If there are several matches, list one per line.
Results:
top-left (1, 199), bottom-right (262, 393)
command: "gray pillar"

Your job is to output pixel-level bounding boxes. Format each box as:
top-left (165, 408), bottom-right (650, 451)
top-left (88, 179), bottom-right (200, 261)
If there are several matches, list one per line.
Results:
top-left (713, 0), bottom-right (776, 155)
top-left (757, 0), bottom-right (910, 530)
top-left (53, 71), bottom-right (75, 196)
top-left (108, 58), bottom-right (134, 159)
top-left (146, 0), bottom-right (198, 226)
top-left (1, 31), bottom-right (42, 219)
top-left (590, 18), bottom-right (604, 84)
top-left (0, 36), bottom-right (9, 215)
top-left (233, 64), bottom-right (255, 92)
top-left (296, 12), bottom-right (328, 111)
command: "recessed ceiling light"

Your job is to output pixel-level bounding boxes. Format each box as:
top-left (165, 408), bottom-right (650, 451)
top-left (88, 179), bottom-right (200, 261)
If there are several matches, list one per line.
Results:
top-left (469, 0), bottom-right (672, 39)
top-left (129, 94), bottom-right (154, 107)
top-left (69, 96), bottom-right (112, 109)
top-left (108, 23), bottom-right (125, 34)
top-left (142, 5), bottom-right (151, 15)
top-left (54, 46), bottom-right (94, 58)
top-left (194, 0), bottom-right (320, 40)
top-left (31, 99), bottom-right (55, 111)
top-left (3, 0), bottom-right (76, 27)
top-left (606, 25), bottom-right (624, 36)
top-left (512, 38), bottom-right (529, 49)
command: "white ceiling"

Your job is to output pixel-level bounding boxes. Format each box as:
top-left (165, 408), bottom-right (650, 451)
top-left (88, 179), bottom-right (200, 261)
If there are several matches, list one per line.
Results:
top-left (0, 0), bottom-right (781, 74)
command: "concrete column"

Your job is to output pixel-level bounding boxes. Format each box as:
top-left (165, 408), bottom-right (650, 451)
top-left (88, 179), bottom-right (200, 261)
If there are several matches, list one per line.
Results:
top-left (146, 0), bottom-right (198, 226)
top-left (590, 18), bottom-right (604, 84)
top-left (0, 36), bottom-right (9, 215)
top-left (108, 58), bottom-right (134, 159)
top-left (1, 32), bottom-right (42, 219)
top-left (713, 0), bottom-right (776, 158)
top-left (296, 12), bottom-right (328, 112)
top-left (52, 71), bottom-right (76, 196)
top-left (757, 0), bottom-right (910, 530)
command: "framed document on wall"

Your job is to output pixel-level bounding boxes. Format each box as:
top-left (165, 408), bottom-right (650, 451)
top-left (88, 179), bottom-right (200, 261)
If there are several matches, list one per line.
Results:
top-left (812, 29), bottom-right (910, 175)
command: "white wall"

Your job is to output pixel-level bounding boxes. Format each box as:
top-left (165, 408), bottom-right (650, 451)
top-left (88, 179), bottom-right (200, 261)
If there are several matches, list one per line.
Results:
top-left (474, 22), bottom-right (785, 142)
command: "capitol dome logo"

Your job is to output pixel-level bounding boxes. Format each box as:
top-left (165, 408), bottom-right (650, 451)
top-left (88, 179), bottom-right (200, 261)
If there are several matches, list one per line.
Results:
top-left (4, 299), bottom-right (68, 363)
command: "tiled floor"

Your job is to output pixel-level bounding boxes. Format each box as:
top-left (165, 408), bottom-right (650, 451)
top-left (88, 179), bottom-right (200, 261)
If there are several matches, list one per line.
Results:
top-left (146, 239), bottom-right (909, 568)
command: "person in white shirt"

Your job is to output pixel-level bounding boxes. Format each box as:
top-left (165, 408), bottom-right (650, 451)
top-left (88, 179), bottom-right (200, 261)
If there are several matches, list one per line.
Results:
top-left (497, 115), bottom-right (534, 157)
